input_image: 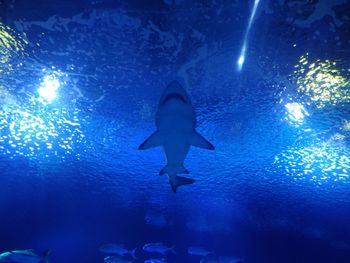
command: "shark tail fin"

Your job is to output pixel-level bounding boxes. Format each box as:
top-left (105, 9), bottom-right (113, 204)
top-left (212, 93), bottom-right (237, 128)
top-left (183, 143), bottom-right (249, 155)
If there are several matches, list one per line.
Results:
top-left (159, 165), bottom-right (189, 176)
top-left (42, 249), bottom-right (53, 263)
top-left (138, 131), bottom-right (162, 150)
top-left (191, 131), bottom-right (215, 150)
top-left (131, 247), bottom-right (137, 259)
top-left (169, 175), bottom-right (195, 193)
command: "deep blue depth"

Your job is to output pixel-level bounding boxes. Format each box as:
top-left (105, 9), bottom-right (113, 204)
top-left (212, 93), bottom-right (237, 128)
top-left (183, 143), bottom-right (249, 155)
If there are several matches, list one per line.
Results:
top-left (0, 1), bottom-right (350, 263)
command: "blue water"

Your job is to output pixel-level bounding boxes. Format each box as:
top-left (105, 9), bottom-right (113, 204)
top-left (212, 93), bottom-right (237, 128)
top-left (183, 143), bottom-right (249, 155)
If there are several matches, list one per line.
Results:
top-left (0, 0), bottom-right (350, 262)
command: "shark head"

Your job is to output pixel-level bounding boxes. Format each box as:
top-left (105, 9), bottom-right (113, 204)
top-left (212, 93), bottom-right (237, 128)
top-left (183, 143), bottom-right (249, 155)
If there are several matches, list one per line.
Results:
top-left (160, 80), bottom-right (190, 105)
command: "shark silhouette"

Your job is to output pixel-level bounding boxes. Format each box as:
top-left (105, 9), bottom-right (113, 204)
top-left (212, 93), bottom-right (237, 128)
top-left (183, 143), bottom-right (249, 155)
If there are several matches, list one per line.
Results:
top-left (139, 80), bottom-right (214, 192)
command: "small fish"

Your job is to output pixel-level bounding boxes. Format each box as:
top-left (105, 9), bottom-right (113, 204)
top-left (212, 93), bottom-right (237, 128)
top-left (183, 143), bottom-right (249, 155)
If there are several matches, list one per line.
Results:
top-left (188, 246), bottom-right (213, 257)
top-left (0, 249), bottom-right (52, 263)
top-left (104, 255), bottom-right (133, 263)
top-left (99, 244), bottom-right (137, 259)
top-left (144, 258), bottom-right (166, 263)
top-left (142, 243), bottom-right (175, 255)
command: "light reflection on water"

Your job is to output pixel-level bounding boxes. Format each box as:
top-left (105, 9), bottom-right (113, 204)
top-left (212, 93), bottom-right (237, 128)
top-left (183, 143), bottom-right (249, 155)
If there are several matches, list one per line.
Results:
top-left (274, 134), bottom-right (349, 184)
top-left (38, 73), bottom-right (61, 104)
top-left (0, 22), bottom-right (87, 161)
top-left (293, 54), bottom-right (350, 108)
top-left (273, 52), bottom-right (350, 185)
top-left (0, 22), bottom-right (27, 64)
top-left (0, 96), bottom-right (86, 160)
top-left (0, 10), bottom-right (349, 190)
top-left (284, 102), bottom-right (309, 127)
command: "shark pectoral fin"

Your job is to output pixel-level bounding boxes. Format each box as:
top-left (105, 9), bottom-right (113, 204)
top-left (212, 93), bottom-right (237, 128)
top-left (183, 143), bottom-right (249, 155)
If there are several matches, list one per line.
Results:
top-left (138, 131), bottom-right (162, 150)
top-left (191, 131), bottom-right (215, 150)
top-left (169, 175), bottom-right (195, 193)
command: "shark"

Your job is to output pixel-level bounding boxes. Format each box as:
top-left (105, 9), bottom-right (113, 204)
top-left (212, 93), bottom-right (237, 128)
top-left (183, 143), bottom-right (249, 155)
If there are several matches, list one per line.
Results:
top-left (139, 80), bottom-right (214, 192)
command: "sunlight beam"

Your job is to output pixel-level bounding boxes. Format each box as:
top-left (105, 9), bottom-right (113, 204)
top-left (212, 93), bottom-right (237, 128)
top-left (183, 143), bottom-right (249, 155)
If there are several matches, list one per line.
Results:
top-left (237, 0), bottom-right (260, 71)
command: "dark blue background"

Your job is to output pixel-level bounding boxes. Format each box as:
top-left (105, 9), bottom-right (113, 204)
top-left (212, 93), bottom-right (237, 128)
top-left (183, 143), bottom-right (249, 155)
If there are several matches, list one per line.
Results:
top-left (0, 0), bottom-right (350, 262)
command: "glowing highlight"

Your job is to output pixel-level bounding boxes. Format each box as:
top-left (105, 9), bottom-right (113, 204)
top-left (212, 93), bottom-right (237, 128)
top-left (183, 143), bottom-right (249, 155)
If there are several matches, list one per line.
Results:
top-left (285, 102), bottom-right (309, 126)
top-left (237, 0), bottom-right (260, 71)
top-left (0, 70), bottom-right (86, 160)
top-left (38, 75), bottom-right (60, 103)
top-left (0, 22), bottom-right (27, 74)
top-left (292, 54), bottom-right (350, 108)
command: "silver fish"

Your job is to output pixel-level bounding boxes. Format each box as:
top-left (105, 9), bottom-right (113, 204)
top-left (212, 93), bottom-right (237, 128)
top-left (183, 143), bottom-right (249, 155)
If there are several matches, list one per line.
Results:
top-left (99, 244), bottom-right (137, 259)
top-left (142, 243), bottom-right (175, 255)
top-left (188, 246), bottom-right (213, 257)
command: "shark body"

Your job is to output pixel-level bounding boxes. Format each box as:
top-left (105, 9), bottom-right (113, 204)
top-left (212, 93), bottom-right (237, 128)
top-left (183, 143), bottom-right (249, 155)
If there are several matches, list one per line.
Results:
top-left (139, 80), bottom-right (214, 192)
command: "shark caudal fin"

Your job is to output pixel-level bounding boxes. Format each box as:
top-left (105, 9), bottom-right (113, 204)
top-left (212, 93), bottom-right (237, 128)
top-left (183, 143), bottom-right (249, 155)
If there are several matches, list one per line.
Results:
top-left (169, 175), bottom-right (195, 193)
top-left (159, 165), bottom-right (189, 176)
top-left (138, 131), bottom-right (162, 150)
top-left (191, 131), bottom-right (215, 150)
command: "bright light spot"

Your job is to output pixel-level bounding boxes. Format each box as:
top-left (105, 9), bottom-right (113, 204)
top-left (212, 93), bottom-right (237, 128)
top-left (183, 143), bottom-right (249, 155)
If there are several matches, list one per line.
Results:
top-left (237, 54), bottom-right (245, 71)
top-left (237, 43), bottom-right (247, 71)
top-left (38, 75), bottom-right (60, 103)
top-left (0, 73), bottom-right (85, 160)
top-left (238, 55), bottom-right (245, 65)
top-left (292, 54), bottom-right (350, 108)
top-left (285, 102), bottom-right (308, 126)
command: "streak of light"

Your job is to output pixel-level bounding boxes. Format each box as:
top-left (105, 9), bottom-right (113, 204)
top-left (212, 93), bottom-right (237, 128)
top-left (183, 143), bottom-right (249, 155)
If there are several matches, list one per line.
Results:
top-left (237, 0), bottom-right (260, 71)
